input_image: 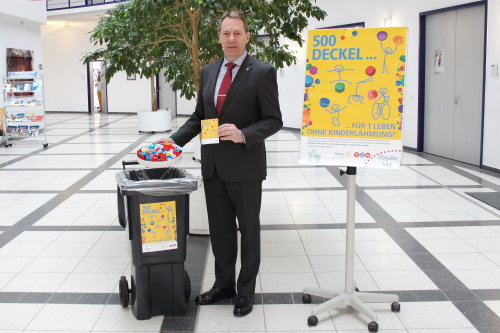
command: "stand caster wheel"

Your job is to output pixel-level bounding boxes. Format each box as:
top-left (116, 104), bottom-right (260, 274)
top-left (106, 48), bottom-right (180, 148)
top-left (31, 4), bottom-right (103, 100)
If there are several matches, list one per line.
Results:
top-left (391, 302), bottom-right (400, 312)
top-left (368, 321), bottom-right (379, 332)
top-left (43, 143), bottom-right (48, 148)
top-left (184, 270), bottom-right (191, 300)
top-left (302, 294), bottom-right (312, 304)
top-left (355, 287), bottom-right (359, 292)
top-left (307, 315), bottom-right (318, 326)
top-left (119, 276), bottom-right (130, 307)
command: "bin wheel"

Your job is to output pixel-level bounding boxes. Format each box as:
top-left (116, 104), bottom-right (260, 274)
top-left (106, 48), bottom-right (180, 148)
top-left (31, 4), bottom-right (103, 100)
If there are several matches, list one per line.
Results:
top-left (391, 302), bottom-right (401, 312)
top-left (119, 276), bottom-right (130, 307)
top-left (368, 321), bottom-right (379, 332)
top-left (184, 270), bottom-right (191, 300)
top-left (307, 315), bottom-right (318, 326)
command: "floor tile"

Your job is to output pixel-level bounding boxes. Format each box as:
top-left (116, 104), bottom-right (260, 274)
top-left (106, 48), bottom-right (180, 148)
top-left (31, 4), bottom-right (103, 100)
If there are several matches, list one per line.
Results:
top-left (261, 230), bottom-right (301, 242)
top-left (0, 257), bottom-right (33, 273)
top-left (263, 304), bottom-right (335, 331)
top-left (358, 254), bottom-right (421, 271)
top-left (397, 301), bottom-right (474, 329)
top-left (0, 115), bottom-right (499, 333)
top-left (92, 305), bottom-right (163, 331)
top-left (309, 255), bottom-right (367, 272)
top-left (2, 272), bottom-right (68, 292)
top-left (260, 272), bottom-right (318, 293)
top-left (452, 269), bottom-right (500, 289)
top-left (369, 271), bottom-right (438, 291)
top-left (197, 305), bottom-right (265, 331)
top-left (261, 242), bottom-right (306, 256)
top-left (26, 304), bottom-right (104, 331)
top-left (0, 273), bottom-right (15, 289)
top-left (22, 256), bottom-right (82, 273)
top-left (0, 242), bottom-right (50, 257)
top-left (0, 303), bottom-right (43, 330)
top-left (484, 300), bottom-right (500, 316)
top-left (260, 256), bottom-right (313, 273)
top-left (315, 271), bottom-right (380, 291)
top-left (330, 302), bottom-right (405, 330)
top-left (57, 273), bottom-right (121, 293)
top-left (434, 253), bottom-right (497, 270)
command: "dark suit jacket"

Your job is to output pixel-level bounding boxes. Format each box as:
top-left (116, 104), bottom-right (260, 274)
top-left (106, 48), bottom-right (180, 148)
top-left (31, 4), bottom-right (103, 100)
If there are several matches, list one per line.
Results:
top-left (171, 54), bottom-right (283, 182)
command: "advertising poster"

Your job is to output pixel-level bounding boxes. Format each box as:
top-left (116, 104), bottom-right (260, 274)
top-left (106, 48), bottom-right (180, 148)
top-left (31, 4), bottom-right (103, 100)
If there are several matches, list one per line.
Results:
top-left (140, 201), bottom-right (178, 253)
top-left (6, 48), bottom-right (34, 73)
top-left (300, 27), bottom-right (407, 169)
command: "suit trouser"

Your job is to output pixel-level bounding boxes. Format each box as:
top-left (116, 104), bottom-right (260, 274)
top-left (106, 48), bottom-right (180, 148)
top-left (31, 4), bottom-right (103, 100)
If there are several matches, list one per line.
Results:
top-left (203, 171), bottom-right (262, 296)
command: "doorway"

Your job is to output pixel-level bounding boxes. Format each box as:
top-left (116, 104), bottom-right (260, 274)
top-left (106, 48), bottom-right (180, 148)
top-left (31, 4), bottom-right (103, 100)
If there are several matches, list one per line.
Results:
top-left (88, 61), bottom-right (107, 114)
top-left (420, 3), bottom-right (486, 165)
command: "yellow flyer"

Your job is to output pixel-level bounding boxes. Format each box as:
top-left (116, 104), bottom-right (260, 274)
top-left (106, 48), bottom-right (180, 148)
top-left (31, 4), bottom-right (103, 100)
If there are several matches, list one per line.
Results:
top-left (140, 201), bottom-right (177, 253)
top-left (201, 118), bottom-right (219, 144)
top-left (299, 27), bottom-right (407, 169)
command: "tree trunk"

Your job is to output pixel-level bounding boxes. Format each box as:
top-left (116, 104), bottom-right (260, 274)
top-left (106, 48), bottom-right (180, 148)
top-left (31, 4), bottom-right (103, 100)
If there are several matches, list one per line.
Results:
top-left (190, 9), bottom-right (201, 101)
top-left (150, 75), bottom-right (158, 111)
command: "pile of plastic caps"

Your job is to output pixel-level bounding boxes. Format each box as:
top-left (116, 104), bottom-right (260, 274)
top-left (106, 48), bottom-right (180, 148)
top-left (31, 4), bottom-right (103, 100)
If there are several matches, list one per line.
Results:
top-left (137, 142), bottom-right (182, 162)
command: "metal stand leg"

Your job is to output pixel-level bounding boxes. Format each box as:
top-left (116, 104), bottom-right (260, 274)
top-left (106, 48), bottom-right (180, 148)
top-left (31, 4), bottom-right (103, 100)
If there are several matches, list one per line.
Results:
top-left (303, 167), bottom-right (400, 332)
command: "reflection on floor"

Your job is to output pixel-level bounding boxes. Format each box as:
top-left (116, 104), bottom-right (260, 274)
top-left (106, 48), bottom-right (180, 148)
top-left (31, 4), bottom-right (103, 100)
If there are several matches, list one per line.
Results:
top-left (0, 112), bottom-right (499, 332)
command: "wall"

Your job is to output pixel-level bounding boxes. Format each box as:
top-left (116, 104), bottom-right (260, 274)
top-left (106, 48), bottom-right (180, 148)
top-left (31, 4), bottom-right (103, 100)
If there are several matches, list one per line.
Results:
top-left (159, 71), bottom-right (177, 115)
top-left (0, 0), bottom-right (46, 24)
top-left (275, 0), bottom-right (499, 169)
top-left (278, 0), bottom-right (475, 144)
top-left (33, 0), bottom-right (500, 169)
top-left (483, 0), bottom-right (500, 169)
top-left (107, 71), bottom-right (150, 113)
top-left (41, 20), bottom-right (150, 113)
top-left (176, 91), bottom-right (196, 116)
top-left (0, 20), bottom-right (43, 106)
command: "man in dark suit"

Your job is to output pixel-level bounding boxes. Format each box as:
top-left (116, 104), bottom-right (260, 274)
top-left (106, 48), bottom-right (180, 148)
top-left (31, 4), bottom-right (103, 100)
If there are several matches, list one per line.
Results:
top-left (155, 11), bottom-right (282, 316)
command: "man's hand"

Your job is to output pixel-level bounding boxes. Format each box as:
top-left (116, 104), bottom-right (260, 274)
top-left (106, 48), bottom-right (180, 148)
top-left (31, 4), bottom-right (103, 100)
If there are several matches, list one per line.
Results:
top-left (219, 123), bottom-right (244, 143)
top-left (153, 137), bottom-right (175, 144)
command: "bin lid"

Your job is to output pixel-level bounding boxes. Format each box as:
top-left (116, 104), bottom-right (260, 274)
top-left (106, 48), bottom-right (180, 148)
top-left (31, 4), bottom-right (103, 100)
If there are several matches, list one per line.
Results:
top-left (116, 167), bottom-right (198, 196)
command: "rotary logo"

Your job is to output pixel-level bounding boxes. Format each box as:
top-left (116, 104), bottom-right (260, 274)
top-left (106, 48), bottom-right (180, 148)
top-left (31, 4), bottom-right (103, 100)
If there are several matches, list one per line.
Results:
top-left (354, 152), bottom-right (372, 158)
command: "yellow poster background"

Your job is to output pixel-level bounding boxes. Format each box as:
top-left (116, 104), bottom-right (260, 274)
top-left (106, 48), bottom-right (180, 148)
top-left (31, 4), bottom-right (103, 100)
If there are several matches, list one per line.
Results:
top-left (140, 201), bottom-right (177, 252)
top-left (302, 28), bottom-right (406, 139)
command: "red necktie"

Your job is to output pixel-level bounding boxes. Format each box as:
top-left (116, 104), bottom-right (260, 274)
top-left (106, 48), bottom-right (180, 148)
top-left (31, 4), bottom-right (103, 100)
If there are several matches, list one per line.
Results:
top-left (216, 62), bottom-right (236, 114)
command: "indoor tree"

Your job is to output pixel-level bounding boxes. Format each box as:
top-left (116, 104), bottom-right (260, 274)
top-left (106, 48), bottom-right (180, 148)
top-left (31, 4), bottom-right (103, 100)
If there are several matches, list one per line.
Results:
top-left (83, 0), bottom-right (327, 111)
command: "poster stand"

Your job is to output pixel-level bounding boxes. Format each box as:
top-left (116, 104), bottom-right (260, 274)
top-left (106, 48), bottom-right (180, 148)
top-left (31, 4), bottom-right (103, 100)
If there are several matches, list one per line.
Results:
top-left (303, 166), bottom-right (400, 332)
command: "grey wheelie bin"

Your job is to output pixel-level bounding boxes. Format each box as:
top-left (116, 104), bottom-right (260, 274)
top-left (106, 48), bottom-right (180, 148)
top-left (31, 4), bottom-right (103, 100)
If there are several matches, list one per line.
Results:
top-left (116, 164), bottom-right (197, 320)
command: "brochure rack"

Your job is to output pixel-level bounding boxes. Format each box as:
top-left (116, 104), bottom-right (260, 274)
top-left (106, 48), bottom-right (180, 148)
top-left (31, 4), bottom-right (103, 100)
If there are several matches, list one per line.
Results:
top-left (2, 73), bottom-right (48, 148)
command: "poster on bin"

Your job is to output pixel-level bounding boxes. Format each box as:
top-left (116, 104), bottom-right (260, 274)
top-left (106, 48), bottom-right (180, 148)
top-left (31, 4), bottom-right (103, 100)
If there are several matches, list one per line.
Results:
top-left (140, 201), bottom-right (178, 253)
top-left (299, 27), bottom-right (407, 169)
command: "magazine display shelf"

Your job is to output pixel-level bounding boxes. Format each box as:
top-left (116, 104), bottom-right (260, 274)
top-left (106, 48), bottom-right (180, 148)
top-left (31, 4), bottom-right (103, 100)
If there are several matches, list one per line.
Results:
top-left (2, 74), bottom-right (48, 148)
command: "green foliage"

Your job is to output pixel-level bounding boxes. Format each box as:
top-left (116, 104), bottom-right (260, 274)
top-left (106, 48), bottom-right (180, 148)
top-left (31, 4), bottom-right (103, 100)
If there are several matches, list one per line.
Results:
top-left (83, 0), bottom-right (326, 108)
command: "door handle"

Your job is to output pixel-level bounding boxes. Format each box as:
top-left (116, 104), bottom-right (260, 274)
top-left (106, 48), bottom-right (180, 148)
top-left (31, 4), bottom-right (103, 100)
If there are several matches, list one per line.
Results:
top-left (454, 96), bottom-right (461, 104)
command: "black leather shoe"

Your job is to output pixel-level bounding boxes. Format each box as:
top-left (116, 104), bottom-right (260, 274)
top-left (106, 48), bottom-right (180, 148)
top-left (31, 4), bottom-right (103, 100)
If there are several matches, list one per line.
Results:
top-left (233, 295), bottom-right (254, 317)
top-left (195, 287), bottom-right (236, 305)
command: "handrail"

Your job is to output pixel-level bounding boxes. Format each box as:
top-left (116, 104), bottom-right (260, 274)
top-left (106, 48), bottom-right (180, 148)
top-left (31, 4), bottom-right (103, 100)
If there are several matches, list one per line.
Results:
top-left (46, 0), bottom-right (128, 11)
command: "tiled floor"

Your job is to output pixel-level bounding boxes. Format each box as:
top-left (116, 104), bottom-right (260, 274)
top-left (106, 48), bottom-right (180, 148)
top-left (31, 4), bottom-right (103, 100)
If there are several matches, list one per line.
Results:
top-left (0, 112), bottom-right (499, 332)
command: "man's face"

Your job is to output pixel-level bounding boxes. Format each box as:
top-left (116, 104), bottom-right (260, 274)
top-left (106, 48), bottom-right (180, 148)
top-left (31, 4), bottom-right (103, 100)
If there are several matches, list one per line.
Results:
top-left (218, 17), bottom-right (250, 62)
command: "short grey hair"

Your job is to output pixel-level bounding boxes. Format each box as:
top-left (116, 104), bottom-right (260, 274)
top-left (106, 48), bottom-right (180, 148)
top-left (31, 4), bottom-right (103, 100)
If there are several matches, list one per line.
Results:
top-left (218, 11), bottom-right (249, 33)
